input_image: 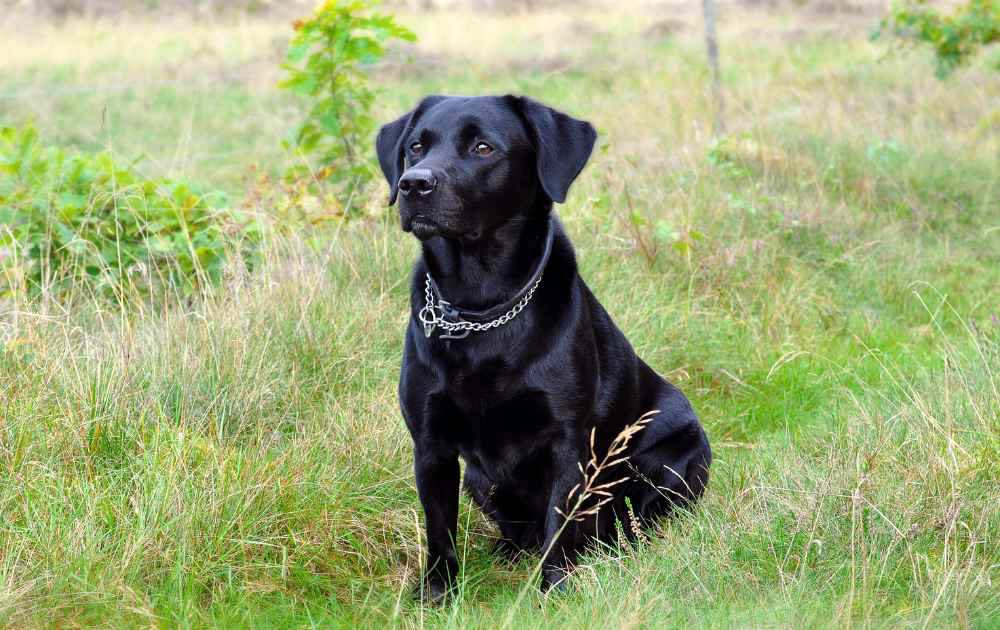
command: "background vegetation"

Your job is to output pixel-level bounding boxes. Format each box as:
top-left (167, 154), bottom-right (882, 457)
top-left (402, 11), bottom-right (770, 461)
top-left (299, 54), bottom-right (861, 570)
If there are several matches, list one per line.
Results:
top-left (1, 0), bottom-right (998, 627)
top-left (0, 125), bottom-right (259, 300)
top-left (878, 0), bottom-right (1000, 77)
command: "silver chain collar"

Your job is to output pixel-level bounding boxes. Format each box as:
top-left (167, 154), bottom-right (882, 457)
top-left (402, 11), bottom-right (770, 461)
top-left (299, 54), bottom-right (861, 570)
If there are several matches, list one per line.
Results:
top-left (418, 272), bottom-right (543, 340)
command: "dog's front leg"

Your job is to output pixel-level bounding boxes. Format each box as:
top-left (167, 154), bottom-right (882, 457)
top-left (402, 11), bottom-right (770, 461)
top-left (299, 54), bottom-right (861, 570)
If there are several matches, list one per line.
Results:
top-left (540, 442), bottom-right (585, 592)
top-left (414, 444), bottom-right (460, 602)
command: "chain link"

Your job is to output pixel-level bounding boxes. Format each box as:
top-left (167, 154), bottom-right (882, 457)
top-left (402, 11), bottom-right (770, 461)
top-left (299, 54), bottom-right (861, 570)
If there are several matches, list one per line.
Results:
top-left (419, 272), bottom-right (542, 338)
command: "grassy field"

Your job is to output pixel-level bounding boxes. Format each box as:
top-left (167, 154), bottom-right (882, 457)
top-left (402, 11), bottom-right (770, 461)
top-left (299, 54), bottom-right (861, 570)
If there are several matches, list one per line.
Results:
top-left (2, 2), bottom-right (1000, 627)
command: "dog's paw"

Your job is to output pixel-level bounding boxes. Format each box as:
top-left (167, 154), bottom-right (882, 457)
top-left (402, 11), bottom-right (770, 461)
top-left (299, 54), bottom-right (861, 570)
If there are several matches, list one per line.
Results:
top-left (539, 567), bottom-right (571, 595)
top-left (413, 576), bottom-right (452, 606)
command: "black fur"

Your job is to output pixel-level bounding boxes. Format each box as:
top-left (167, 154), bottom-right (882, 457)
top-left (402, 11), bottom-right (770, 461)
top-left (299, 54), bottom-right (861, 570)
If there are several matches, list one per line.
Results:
top-left (376, 95), bottom-right (711, 600)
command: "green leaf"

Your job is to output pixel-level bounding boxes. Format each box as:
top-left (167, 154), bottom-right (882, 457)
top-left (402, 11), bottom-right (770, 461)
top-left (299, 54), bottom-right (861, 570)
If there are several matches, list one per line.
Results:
top-left (286, 40), bottom-right (311, 63)
top-left (654, 220), bottom-right (678, 242)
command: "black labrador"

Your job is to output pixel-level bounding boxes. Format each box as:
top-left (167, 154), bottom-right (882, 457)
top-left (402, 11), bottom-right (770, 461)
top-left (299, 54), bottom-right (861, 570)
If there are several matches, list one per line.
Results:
top-left (376, 95), bottom-right (711, 599)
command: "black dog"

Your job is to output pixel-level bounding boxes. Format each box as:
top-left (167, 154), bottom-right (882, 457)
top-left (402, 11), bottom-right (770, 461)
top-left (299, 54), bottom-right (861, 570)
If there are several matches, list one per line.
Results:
top-left (376, 95), bottom-right (711, 599)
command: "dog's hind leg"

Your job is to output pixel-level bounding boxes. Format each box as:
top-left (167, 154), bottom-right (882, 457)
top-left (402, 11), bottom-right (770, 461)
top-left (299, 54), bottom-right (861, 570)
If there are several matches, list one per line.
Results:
top-left (626, 385), bottom-right (712, 524)
top-left (632, 431), bottom-right (711, 524)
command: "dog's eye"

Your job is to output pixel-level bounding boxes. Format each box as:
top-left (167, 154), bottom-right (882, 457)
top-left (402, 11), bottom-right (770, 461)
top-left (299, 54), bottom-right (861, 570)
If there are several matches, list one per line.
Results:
top-left (410, 142), bottom-right (423, 154)
top-left (473, 142), bottom-right (494, 156)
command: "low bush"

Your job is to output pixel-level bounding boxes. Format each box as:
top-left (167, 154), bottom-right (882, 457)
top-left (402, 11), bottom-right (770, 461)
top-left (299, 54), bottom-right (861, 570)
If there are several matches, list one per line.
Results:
top-left (0, 125), bottom-right (260, 300)
top-left (280, 0), bottom-right (414, 204)
top-left (877, 0), bottom-right (1000, 78)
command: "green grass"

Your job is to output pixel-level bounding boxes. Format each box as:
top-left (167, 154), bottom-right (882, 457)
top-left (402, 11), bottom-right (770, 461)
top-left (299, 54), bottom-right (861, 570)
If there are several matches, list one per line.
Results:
top-left (2, 3), bottom-right (999, 628)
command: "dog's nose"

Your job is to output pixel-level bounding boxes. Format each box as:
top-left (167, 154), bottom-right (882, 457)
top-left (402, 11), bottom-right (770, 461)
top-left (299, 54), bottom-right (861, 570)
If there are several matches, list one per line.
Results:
top-left (398, 168), bottom-right (437, 197)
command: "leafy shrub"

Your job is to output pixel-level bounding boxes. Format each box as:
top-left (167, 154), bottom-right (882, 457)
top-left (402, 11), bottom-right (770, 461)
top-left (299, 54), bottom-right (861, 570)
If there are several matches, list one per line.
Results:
top-left (877, 0), bottom-right (1000, 78)
top-left (280, 0), bottom-right (414, 200)
top-left (0, 125), bottom-right (260, 299)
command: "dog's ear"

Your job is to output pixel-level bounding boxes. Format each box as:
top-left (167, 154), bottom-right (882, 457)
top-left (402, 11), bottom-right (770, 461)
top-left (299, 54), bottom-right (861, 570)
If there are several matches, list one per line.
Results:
top-left (375, 95), bottom-right (448, 205)
top-left (509, 96), bottom-right (597, 204)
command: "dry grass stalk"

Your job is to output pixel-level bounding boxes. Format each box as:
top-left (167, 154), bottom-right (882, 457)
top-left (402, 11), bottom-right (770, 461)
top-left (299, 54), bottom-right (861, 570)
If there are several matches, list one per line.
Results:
top-left (501, 410), bottom-right (659, 624)
top-left (556, 409), bottom-right (658, 523)
top-left (626, 496), bottom-right (649, 545)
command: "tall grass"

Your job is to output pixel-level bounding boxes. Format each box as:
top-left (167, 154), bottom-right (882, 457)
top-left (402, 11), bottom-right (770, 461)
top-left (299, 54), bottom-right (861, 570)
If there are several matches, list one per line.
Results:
top-left (1, 1), bottom-right (998, 627)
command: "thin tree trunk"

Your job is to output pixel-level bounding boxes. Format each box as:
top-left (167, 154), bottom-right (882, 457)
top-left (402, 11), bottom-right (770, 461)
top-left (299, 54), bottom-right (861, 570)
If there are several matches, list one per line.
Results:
top-left (702, 0), bottom-right (725, 135)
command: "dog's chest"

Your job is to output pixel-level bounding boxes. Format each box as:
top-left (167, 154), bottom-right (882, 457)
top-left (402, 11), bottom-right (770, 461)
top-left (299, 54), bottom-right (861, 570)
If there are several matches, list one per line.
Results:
top-left (427, 376), bottom-right (559, 484)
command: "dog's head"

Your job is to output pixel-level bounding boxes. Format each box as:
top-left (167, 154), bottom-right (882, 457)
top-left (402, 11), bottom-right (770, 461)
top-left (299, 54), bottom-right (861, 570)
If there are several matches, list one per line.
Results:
top-left (375, 95), bottom-right (596, 241)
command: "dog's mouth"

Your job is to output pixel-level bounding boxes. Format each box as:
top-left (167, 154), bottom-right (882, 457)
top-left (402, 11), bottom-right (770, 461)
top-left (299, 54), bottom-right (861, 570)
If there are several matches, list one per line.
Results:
top-left (403, 213), bottom-right (481, 242)
top-left (408, 214), bottom-right (441, 240)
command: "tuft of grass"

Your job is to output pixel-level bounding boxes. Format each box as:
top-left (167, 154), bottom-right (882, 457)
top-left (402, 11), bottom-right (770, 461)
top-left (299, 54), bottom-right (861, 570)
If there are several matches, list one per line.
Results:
top-left (1, 1), bottom-right (999, 627)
